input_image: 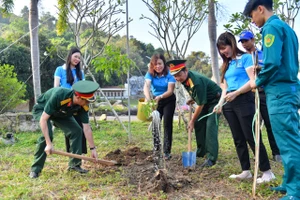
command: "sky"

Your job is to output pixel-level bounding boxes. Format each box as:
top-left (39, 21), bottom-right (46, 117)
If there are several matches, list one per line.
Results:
top-left (13, 0), bottom-right (300, 57)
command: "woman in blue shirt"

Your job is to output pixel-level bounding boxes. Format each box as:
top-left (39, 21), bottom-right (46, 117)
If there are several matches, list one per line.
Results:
top-left (214, 32), bottom-right (274, 183)
top-left (54, 47), bottom-right (87, 155)
top-left (54, 48), bottom-right (85, 89)
top-left (143, 54), bottom-right (176, 160)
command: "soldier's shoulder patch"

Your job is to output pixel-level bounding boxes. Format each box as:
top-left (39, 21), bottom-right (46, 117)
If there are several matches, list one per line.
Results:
top-left (60, 98), bottom-right (72, 106)
top-left (188, 78), bottom-right (194, 88)
top-left (264, 34), bottom-right (275, 47)
top-left (82, 105), bottom-right (89, 111)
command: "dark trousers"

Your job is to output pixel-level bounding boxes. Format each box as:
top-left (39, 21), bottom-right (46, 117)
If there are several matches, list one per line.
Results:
top-left (259, 91), bottom-right (280, 156)
top-left (65, 115), bottom-right (87, 154)
top-left (156, 94), bottom-right (176, 155)
top-left (222, 91), bottom-right (271, 171)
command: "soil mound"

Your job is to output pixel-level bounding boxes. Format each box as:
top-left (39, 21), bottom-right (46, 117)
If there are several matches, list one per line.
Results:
top-left (101, 147), bottom-right (252, 199)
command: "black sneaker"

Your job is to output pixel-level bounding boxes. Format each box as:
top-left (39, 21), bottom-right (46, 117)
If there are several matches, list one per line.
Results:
top-left (29, 171), bottom-right (39, 179)
top-left (68, 166), bottom-right (89, 174)
top-left (164, 153), bottom-right (172, 160)
top-left (200, 159), bottom-right (215, 167)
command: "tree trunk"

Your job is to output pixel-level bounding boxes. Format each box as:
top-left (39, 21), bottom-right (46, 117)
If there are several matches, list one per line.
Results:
top-left (208, 0), bottom-right (220, 85)
top-left (29, 0), bottom-right (41, 103)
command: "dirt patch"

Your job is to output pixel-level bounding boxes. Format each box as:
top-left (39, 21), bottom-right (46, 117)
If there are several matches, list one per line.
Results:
top-left (102, 147), bottom-right (257, 199)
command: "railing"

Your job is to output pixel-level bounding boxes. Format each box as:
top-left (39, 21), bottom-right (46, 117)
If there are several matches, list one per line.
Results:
top-left (95, 88), bottom-right (127, 99)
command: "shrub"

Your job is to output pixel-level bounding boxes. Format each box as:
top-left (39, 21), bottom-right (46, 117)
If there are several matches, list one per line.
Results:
top-left (0, 64), bottom-right (26, 113)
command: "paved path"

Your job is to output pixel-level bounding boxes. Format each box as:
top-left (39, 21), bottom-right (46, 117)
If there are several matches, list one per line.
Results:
top-left (90, 115), bottom-right (179, 122)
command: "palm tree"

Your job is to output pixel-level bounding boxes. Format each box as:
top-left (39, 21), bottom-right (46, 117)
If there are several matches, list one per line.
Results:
top-left (208, 0), bottom-right (220, 84)
top-left (29, 0), bottom-right (41, 103)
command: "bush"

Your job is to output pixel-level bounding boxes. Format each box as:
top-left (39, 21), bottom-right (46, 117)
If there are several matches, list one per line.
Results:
top-left (0, 64), bottom-right (26, 113)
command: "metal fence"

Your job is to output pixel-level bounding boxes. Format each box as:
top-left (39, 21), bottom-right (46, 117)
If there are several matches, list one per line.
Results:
top-left (95, 88), bottom-right (127, 99)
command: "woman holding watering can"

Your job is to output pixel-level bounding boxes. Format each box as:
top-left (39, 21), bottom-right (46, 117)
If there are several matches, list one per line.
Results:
top-left (143, 54), bottom-right (176, 160)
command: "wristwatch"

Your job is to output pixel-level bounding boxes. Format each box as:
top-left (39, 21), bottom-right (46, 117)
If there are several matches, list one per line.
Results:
top-left (160, 94), bottom-right (163, 99)
top-left (90, 146), bottom-right (97, 150)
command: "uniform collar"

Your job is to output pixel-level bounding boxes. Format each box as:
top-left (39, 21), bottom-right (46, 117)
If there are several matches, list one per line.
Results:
top-left (184, 79), bottom-right (190, 87)
top-left (183, 73), bottom-right (190, 86)
top-left (183, 72), bottom-right (195, 88)
top-left (263, 15), bottom-right (279, 29)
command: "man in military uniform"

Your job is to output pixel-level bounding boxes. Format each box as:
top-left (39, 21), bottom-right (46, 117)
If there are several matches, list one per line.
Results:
top-left (167, 60), bottom-right (222, 167)
top-left (244, 0), bottom-right (300, 199)
top-left (29, 80), bottom-right (99, 178)
top-left (238, 30), bottom-right (281, 162)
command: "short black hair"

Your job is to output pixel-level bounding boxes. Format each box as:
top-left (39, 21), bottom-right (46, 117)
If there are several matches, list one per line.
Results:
top-left (243, 0), bottom-right (273, 17)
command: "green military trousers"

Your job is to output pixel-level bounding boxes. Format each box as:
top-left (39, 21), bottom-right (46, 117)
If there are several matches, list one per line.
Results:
top-left (266, 89), bottom-right (300, 198)
top-left (194, 103), bottom-right (220, 163)
top-left (31, 116), bottom-right (83, 174)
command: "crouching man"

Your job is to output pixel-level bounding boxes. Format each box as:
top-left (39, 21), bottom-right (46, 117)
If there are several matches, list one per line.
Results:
top-left (29, 80), bottom-right (99, 178)
top-left (167, 60), bottom-right (222, 167)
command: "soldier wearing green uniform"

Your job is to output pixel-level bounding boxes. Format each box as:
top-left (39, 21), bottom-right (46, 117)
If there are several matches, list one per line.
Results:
top-left (167, 60), bottom-right (222, 167)
top-left (29, 80), bottom-right (99, 179)
top-left (244, 0), bottom-right (300, 199)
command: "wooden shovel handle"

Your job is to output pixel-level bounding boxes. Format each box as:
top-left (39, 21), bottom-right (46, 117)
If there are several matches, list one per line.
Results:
top-left (50, 149), bottom-right (117, 166)
top-left (188, 106), bottom-right (193, 152)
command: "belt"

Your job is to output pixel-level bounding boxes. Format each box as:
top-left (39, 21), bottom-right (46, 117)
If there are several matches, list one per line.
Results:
top-left (226, 90), bottom-right (236, 94)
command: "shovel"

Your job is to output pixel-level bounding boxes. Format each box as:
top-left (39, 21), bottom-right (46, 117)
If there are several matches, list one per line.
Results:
top-left (50, 149), bottom-right (118, 166)
top-left (182, 106), bottom-right (196, 168)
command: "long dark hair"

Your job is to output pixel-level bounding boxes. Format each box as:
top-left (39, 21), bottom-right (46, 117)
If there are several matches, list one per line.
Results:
top-left (217, 32), bottom-right (246, 82)
top-left (66, 47), bottom-right (82, 85)
top-left (148, 54), bottom-right (168, 76)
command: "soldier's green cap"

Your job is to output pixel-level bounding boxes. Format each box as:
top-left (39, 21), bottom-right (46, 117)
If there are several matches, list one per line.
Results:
top-left (72, 80), bottom-right (99, 102)
top-left (166, 59), bottom-right (187, 75)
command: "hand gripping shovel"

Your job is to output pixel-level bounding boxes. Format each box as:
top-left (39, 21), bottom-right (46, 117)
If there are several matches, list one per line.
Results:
top-left (50, 149), bottom-right (118, 166)
top-left (182, 106), bottom-right (196, 168)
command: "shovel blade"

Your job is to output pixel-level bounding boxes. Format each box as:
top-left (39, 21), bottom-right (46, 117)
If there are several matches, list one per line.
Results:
top-left (182, 151), bottom-right (196, 168)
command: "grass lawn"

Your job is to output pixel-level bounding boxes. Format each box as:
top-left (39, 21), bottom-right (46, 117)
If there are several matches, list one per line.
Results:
top-left (0, 118), bottom-right (284, 199)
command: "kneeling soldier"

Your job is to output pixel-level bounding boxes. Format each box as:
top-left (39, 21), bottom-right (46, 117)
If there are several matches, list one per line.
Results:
top-left (29, 80), bottom-right (99, 178)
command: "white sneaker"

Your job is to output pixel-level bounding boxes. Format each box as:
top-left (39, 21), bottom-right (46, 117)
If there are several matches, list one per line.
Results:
top-left (257, 170), bottom-right (276, 184)
top-left (229, 170), bottom-right (252, 179)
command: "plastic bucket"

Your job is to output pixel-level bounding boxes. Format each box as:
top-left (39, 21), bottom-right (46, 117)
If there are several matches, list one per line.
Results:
top-left (137, 98), bottom-right (150, 121)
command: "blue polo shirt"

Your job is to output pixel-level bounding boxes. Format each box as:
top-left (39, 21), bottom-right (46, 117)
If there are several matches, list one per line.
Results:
top-left (225, 54), bottom-right (253, 91)
top-left (54, 64), bottom-right (85, 89)
top-left (145, 71), bottom-right (176, 96)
